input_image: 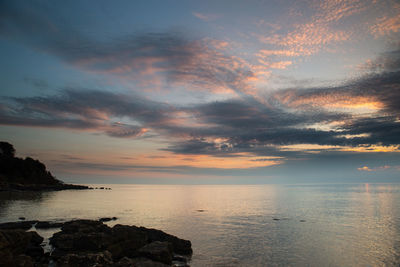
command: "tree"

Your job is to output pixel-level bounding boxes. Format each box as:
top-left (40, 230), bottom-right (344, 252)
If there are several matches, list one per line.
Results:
top-left (0, 142), bottom-right (16, 157)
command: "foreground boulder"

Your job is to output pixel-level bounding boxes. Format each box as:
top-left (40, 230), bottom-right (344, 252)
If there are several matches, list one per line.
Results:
top-left (0, 229), bottom-right (46, 266)
top-left (50, 219), bottom-right (192, 266)
top-left (0, 219), bottom-right (192, 266)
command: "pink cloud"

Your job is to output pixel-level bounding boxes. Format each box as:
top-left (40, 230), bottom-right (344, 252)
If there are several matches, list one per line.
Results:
top-left (358, 165), bottom-right (392, 171)
top-left (192, 12), bottom-right (220, 22)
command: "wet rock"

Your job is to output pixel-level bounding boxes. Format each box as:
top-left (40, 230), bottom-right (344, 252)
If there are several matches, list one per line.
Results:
top-left (112, 256), bottom-right (135, 267)
top-left (50, 231), bottom-right (111, 256)
top-left (49, 219), bottom-right (192, 265)
top-left (131, 257), bottom-right (170, 267)
top-left (15, 254), bottom-right (34, 267)
top-left (56, 251), bottom-right (113, 267)
top-left (173, 255), bottom-right (187, 263)
top-left (35, 221), bottom-right (64, 229)
top-left (107, 224), bottom-right (148, 259)
top-left (61, 219), bottom-right (110, 234)
top-left (138, 241), bottom-right (173, 264)
top-left (273, 218), bottom-right (280, 221)
top-left (141, 227), bottom-right (193, 255)
top-left (99, 217), bottom-right (118, 222)
top-left (0, 220), bottom-right (38, 230)
top-left (0, 229), bottom-right (44, 265)
top-left (18, 217), bottom-right (26, 220)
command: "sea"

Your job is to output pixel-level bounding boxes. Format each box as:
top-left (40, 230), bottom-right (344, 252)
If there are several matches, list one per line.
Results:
top-left (1, 183), bottom-right (399, 266)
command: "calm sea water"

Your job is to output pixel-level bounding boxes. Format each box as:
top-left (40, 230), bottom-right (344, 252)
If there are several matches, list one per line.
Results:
top-left (1, 184), bottom-right (399, 266)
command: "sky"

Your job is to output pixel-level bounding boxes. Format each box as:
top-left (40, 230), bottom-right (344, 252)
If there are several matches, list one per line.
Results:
top-left (0, 0), bottom-right (399, 184)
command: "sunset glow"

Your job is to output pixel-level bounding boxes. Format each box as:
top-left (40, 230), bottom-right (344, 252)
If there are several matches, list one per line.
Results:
top-left (0, 0), bottom-right (399, 183)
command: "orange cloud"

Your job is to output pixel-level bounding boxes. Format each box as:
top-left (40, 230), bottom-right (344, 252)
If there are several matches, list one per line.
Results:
top-left (275, 90), bottom-right (384, 113)
top-left (358, 165), bottom-right (391, 171)
top-left (257, 0), bottom-right (366, 57)
top-left (258, 49), bottom-right (300, 57)
top-left (257, 59), bottom-right (293, 69)
top-left (370, 14), bottom-right (400, 37)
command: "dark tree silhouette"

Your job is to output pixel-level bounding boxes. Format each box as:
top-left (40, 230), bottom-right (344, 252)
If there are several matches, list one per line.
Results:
top-left (0, 142), bottom-right (15, 157)
top-left (0, 141), bottom-right (89, 190)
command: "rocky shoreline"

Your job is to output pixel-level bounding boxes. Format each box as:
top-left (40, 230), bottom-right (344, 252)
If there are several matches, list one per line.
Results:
top-left (0, 219), bottom-right (192, 266)
top-left (0, 183), bottom-right (92, 192)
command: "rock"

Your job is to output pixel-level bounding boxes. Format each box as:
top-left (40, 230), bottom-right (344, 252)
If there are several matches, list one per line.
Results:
top-left (0, 220), bottom-right (38, 230)
top-left (300, 220), bottom-right (306, 222)
top-left (131, 257), bottom-right (170, 267)
top-left (15, 254), bottom-right (34, 267)
top-left (61, 219), bottom-right (110, 234)
top-left (173, 255), bottom-right (187, 263)
top-left (35, 221), bottom-right (64, 229)
top-left (108, 224), bottom-right (148, 259)
top-left (138, 241), bottom-right (173, 264)
top-left (273, 218), bottom-right (280, 221)
top-left (50, 231), bottom-right (111, 256)
top-left (26, 231), bottom-right (45, 246)
top-left (141, 227), bottom-right (192, 255)
top-left (18, 217), bottom-right (26, 220)
top-left (112, 256), bottom-right (135, 267)
top-left (25, 243), bottom-right (44, 258)
top-left (0, 229), bottom-right (44, 265)
top-left (99, 217), bottom-right (118, 222)
top-left (56, 251), bottom-right (113, 267)
top-left (196, 209), bottom-right (205, 212)
top-left (49, 219), bottom-right (192, 264)
top-left (1, 219), bottom-right (192, 266)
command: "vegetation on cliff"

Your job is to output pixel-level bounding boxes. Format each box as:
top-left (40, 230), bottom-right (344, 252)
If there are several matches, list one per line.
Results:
top-left (0, 141), bottom-right (89, 191)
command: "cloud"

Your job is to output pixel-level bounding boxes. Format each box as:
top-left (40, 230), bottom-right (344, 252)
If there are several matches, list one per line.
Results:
top-left (192, 12), bottom-right (220, 22)
top-left (0, 89), bottom-right (170, 138)
top-left (358, 165), bottom-right (391, 171)
top-left (0, 2), bottom-right (399, 161)
top-left (0, 1), bottom-right (253, 96)
top-left (370, 3), bottom-right (400, 37)
top-left (257, 0), bottom-right (371, 57)
top-left (1, 49), bottom-right (400, 156)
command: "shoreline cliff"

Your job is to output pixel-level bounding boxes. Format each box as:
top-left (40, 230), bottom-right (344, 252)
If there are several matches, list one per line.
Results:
top-left (0, 141), bottom-right (91, 191)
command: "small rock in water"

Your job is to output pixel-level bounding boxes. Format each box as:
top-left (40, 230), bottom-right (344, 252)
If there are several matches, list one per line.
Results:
top-left (18, 217), bottom-right (26, 220)
top-left (99, 217), bottom-right (118, 222)
top-left (273, 218), bottom-right (280, 221)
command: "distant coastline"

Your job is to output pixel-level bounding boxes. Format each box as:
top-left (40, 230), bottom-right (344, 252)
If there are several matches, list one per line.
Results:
top-left (0, 141), bottom-right (91, 191)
